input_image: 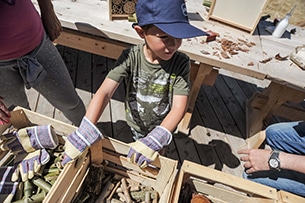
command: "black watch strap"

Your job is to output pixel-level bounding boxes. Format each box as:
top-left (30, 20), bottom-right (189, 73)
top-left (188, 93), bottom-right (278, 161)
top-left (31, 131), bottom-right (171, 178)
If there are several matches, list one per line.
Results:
top-left (268, 150), bottom-right (281, 171)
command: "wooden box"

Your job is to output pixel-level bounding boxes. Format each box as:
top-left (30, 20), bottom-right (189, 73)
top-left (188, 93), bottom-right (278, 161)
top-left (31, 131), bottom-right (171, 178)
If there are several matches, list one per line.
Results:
top-left (0, 107), bottom-right (81, 202)
top-left (207, 0), bottom-right (269, 34)
top-left (172, 160), bottom-right (280, 203)
top-left (108, 0), bottom-right (137, 20)
top-left (0, 107), bottom-right (177, 203)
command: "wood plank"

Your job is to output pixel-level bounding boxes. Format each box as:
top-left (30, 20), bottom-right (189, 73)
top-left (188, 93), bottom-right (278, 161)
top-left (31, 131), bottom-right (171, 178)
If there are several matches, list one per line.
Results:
top-left (247, 82), bottom-right (305, 136)
top-left (173, 160), bottom-right (279, 202)
top-left (214, 74), bottom-right (247, 137)
top-left (202, 83), bottom-right (243, 138)
top-left (25, 88), bottom-right (39, 111)
top-left (178, 63), bottom-right (213, 134)
top-left (189, 110), bottom-right (222, 169)
top-left (55, 28), bottom-right (130, 60)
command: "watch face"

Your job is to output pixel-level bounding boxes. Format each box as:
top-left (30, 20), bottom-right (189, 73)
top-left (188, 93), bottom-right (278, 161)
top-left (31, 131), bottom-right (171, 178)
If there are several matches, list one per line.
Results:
top-left (269, 158), bottom-right (279, 168)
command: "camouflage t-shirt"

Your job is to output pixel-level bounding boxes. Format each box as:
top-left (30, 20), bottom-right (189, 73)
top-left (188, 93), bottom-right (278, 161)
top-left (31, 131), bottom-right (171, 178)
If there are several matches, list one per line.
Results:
top-left (107, 44), bottom-right (190, 135)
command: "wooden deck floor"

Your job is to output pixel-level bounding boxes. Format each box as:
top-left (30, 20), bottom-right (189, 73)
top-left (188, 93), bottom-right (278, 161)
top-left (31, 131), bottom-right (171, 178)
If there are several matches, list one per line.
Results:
top-left (25, 45), bottom-right (286, 178)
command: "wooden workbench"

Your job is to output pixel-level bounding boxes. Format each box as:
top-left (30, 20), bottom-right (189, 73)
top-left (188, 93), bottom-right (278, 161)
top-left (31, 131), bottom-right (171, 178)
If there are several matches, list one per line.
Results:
top-left (33, 0), bottom-right (305, 137)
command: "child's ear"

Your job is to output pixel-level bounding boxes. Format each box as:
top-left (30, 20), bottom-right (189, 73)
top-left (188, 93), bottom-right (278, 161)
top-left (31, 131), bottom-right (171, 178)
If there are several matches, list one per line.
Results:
top-left (133, 25), bottom-right (145, 39)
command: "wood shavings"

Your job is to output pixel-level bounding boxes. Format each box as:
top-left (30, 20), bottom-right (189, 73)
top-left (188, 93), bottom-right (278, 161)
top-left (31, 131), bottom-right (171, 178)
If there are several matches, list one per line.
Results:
top-left (259, 53), bottom-right (289, 64)
top-left (200, 36), bottom-right (256, 59)
top-left (259, 57), bottom-right (273, 63)
top-left (220, 51), bottom-right (230, 59)
top-left (275, 53), bottom-right (288, 61)
top-left (213, 52), bottom-right (221, 60)
top-left (248, 62), bottom-right (254, 66)
top-left (200, 50), bottom-right (210, 55)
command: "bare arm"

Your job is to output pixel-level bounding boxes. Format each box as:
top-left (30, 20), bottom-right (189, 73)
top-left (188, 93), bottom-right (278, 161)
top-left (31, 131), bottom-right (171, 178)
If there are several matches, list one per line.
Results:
top-left (37, 0), bottom-right (62, 41)
top-left (238, 148), bottom-right (305, 174)
top-left (85, 78), bottom-right (120, 124)
top-left (0, 97), bottom-right (10, 125)
top-left (159, 95), bottom-right (188, 132)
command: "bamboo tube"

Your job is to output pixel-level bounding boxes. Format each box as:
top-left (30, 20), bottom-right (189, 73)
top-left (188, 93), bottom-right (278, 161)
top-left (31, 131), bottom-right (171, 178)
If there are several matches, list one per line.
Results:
top-left (32, 178), bottom-right (52, 192)
top-left (12, 192), bottom-right (45, 203)
top-left (23, 180), bottom-right (33, 198)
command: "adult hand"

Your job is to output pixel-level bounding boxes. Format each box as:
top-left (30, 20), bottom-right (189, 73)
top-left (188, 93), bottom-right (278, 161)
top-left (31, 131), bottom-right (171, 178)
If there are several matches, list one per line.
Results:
top-left (0, 97), bottom-right (10, 125)
top-left (38, 0), bottom-right (62, 41)
top-left (127, 126), bottom-right (172, 168)
top-left (11, 149), bottom-right (50, 182)
top-left (0, 125), bottom-right (58, 154)
top-left (61, 117), bottom-right (103, 166)
top-left (238, 148), bottom-right (272, 174)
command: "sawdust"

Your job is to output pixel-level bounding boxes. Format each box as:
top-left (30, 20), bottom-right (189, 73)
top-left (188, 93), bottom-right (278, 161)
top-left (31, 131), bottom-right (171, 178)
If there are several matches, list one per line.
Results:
top-left (263, 0), bottom-right (305, 27)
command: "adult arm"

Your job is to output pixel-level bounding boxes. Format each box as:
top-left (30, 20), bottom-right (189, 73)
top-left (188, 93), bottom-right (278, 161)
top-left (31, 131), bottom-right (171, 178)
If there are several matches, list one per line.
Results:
top-left (37, 0), bottom-right (62, 41)
top-left (0, 97), bottom-right (10, 125)
top-left (238, 148), bottom-right (305, 174)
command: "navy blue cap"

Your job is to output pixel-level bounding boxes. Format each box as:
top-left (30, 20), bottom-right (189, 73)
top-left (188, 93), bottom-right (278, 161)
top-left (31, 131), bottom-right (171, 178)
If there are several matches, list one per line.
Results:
top-left (135, 0), bottom-right (207, 39)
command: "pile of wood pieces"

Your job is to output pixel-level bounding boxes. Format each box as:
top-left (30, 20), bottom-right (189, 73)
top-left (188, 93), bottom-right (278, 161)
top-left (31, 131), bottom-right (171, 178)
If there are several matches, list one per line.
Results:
top-left (200, 37), bottom-right (256, 60)
top-left (73, 165), bottom-right (159, 203)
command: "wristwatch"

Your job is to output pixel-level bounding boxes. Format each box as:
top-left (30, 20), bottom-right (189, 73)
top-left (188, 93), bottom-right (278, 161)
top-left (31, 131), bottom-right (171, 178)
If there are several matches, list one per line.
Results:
top-left (268, 150), bottom-right (281, 171)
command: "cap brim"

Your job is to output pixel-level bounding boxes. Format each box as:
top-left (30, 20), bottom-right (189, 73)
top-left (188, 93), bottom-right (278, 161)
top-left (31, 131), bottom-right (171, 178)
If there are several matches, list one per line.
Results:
top-left (155, 22), bottom-right (208, 39)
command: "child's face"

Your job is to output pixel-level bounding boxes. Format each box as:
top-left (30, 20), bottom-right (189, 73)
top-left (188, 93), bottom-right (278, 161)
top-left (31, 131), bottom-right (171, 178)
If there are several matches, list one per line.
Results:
top-left (136, 25), bottom-right (182, 62)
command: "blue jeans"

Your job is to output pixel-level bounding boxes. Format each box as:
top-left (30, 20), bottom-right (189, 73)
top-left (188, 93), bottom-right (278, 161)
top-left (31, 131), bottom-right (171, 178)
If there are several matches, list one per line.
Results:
top-left (244, 121), bottom-right (305, 197)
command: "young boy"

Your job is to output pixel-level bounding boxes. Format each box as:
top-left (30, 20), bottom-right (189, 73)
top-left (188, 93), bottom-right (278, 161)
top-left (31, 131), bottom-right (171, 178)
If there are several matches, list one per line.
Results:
top-left (61, 0), bottom-right (207, 167)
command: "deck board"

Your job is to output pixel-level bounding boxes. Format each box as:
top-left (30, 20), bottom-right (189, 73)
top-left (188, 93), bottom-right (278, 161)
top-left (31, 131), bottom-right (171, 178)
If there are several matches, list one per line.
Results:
top-left (24, 44), bottom-right (286, 178)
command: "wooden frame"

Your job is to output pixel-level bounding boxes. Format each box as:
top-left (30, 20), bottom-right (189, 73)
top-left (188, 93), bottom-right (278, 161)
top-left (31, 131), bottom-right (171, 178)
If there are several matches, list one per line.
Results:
top-left (0, 107), bottom-right (177, 203)
top-left (207, 0), bottom-right (269, 34)
top-left (173, 160), bottom-right (280, 203)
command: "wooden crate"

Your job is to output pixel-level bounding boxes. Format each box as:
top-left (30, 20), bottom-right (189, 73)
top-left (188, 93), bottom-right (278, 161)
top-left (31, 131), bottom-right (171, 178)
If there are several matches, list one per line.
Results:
top-left (172, 160), bottom-right (281, 203)
top-left (0, 107), bottom-right (177, 203)
top-left (207, 0), bottom-right (269, 34)
top-left (108, 0), bottom-right (137, 20)
top-left (278, 190), bottom-right (305, 203)
top-left (0, 107), bottom-right (83, 202)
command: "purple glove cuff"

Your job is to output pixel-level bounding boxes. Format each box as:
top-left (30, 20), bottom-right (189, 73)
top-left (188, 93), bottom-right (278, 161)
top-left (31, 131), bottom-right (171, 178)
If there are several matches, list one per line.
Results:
top-left (147, 126), bottom-right (172, 147)
top-left (77, 116), bottom-right (103, 146)
top-left (28, 125), bottom-right (58, 149)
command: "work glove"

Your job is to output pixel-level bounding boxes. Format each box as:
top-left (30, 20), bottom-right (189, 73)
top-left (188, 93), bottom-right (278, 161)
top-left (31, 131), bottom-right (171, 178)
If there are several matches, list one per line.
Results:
top-left (127, 126), bottom-right (172, 168)
top-left (0, 166), bottom-right (19, 203)
top-left (0, 125), bottom-right (58, 154)
top-left (11, 148), bottom-right (50, 182)
top-left (61, 117), bottom-right (103, 166)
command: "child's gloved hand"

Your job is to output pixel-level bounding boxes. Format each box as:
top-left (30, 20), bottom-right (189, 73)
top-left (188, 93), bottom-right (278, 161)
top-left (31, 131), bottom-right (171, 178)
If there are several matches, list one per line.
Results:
top-left (11, 148), bottom-right (50, 182)
top-left (127, 126), bottom-right (172, 168)
top-left (61, 117), bottom-right (103, 166)
top-left (0, 125), bottom-right (58, 154)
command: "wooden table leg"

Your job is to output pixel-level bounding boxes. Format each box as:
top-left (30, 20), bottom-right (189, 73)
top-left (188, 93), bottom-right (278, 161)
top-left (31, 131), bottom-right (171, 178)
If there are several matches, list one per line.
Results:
top-left (178, 63), bottom-right (213, 134)
top-left (246, 82), bottom-right (305, 137)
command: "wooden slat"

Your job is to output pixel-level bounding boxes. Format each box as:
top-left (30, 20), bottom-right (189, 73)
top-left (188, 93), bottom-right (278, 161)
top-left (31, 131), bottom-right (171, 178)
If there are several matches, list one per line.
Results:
top-left (173, 160), bottom-right (279, 202)
top-left (214, 74), bottom-right (247, 136)
top-left (55, 28), bottom-right (130, 60)
top-left (178, 63), bottom-right (214, 134)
